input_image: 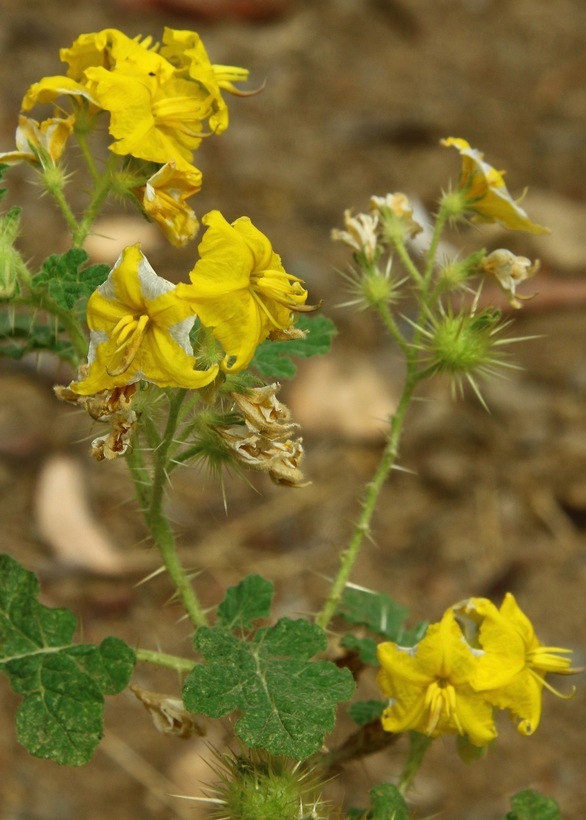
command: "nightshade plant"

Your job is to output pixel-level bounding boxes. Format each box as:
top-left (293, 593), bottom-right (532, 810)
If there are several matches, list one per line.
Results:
top-left (0, 27), bottom-right (579, 819)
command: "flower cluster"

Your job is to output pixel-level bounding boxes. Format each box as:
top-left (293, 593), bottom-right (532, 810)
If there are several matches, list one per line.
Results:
top-left (56, 214), bottom-right (311, 456)
top-left (377, 593), bottom-right (577, 748)
top-left (0, 28), bottom-right (250, 246)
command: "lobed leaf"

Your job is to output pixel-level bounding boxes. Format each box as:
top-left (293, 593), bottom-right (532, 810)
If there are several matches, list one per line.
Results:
top-left (0, 554), bottom-right (135, 766)
top-left (348, 784), bottom-right (410, 819)
top-left (183, 617), bottom-right (355, 759)
top-left (217, 574), bottom-right (274, 631)
top-left (336, 587), bottom-right (410, 642)
top-left (33, 249), bottom-right (110, 311)
top-left (251, 314), bottom-right (337, 379)
top-left (505, 789), bottom-right (561, 820)
top-left (348, 699), bottom-right (386, 727)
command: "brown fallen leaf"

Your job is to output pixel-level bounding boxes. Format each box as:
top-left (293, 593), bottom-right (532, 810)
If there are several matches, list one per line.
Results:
top-left (34, 454), bottom-right (126, 575)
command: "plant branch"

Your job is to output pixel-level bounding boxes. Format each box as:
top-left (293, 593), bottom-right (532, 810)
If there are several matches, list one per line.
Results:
top-left (135, 647), bottom-right (196, 674)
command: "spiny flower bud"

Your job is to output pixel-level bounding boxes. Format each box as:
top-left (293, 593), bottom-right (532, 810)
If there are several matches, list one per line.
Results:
top-left (417, 302), bottom-right (512, 405)
top-left (202, 750), bottom-right (334, 820)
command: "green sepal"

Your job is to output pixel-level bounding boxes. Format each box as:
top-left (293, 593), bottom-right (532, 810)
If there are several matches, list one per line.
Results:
top-left (0, 554), bottom-right (136, 766)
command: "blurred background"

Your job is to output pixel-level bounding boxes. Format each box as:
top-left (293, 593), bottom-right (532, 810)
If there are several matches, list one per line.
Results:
top-left (0, 0), bottom-right (585, 817)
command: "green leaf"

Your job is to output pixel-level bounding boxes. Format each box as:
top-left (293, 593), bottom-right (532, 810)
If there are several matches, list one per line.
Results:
top-left (505, 789), bottom-right (561, 820)
top-left (217, 575), bottom-right (274, 631)
top-left (33, 249), bottom-right (109, 311)
top-left (0, 312), bottom-right (76, 362)
top-left (183, 618), bottom-right (355, 759)
top-left (348, 784), bottom-right (410, 820)
top-left (0, 554), bottom-right (136, 766)
top-left (251, 314), bottom-right (337, 379)
top-left (340, 633), bottom-right (379, 666)
top-left (336, 587), bottom-right (410, 642)
top-left (348, 699), bottom-right (385, 726)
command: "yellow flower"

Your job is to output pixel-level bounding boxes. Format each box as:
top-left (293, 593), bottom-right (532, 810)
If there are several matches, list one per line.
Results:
top-left (21, 75), bottom-right (99, 112)
top-left (84, 59), bottom-right (210, 168)
top-left (0, 114), bottom-right (74, 167)
top-left (159, 27), bottom-right (250, 134)
top-left (377, 610), bottom-right (497, 747)
top-left (134, 161), bottom-right (202, 247)
top-left (59, 29), bottom-right (158, 80)
top-left (70, 244), bottom-right (218, 395)
top-left (177, 210), bottom-right (312, 373)
top-left (453, 594), bottom-right (577, 736)
top-left (442, 137), bottom-right (549, 234)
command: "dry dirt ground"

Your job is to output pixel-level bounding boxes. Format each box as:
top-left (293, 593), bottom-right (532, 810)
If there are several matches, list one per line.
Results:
top-left (1, 0), bottom-right (586, 818)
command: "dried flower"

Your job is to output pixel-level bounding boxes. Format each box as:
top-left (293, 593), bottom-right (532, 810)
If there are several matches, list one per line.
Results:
top-left (370, 192), bottom-right (423, 240)
top-left (482, 248), bottom-right (539, 309)
top-left (331, 209), bottom-right (380, 263)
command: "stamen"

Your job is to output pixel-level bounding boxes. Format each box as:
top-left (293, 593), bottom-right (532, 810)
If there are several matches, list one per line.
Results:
top-left (108, 314), bottom-right (150, 376)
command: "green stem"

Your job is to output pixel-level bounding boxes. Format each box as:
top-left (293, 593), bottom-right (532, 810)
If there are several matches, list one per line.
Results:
top-left (393, 236), bottom-right (424, 286)
top-left (376, 300), bottom-right (410, 356)
top-left (47, 183), bottom-right (81, 238)
top-left (135, 648), bottom-right (195, 674)
top-left (138, 389), bottom-right (209, 630)
top-left (76, 131), bottom-right (100, 183)
top-left (422, 208), bottom-right (448, 287)
top-left (398, 732), bottom-right (433, 796)
top-left (73, 156), bottom-right (118, 248)
top-left (315, 366), bottom-right (423, 630)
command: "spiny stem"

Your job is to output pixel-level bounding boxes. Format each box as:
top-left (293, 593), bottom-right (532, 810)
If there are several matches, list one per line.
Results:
top-left (315, 368), bottom-right (421, 630)
top-left (46, 183), bottom-right (81, 238)
top-left (135, 647), bottom-right (195, 674)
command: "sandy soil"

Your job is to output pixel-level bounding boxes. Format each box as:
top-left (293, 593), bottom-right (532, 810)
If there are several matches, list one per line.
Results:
top-left (0, 0), bottom-right (585, 817)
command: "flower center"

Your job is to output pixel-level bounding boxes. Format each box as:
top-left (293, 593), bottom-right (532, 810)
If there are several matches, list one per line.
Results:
top-left (249, 269), bottom-right (314, 329)
top-left (108, 313), bottom-right (150, 375)
top-left (424, 678), bottom-right (460, 735)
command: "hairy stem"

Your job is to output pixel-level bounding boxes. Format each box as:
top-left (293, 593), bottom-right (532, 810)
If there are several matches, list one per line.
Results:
top-left (136, 389), bottom-right (209, 629)
top-left (398, 732), bottom-right (433, 796)
top-left (135, 647), bottom-right (195, 674)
